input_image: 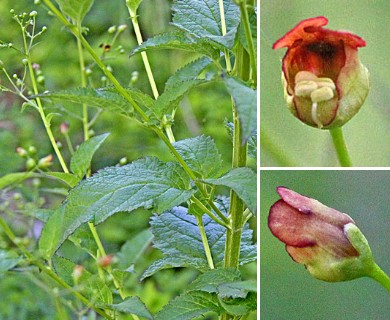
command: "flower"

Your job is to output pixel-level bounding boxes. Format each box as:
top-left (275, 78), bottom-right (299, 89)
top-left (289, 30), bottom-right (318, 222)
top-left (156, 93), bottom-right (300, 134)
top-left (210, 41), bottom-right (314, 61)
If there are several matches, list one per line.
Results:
top-left (268, 187), bottom-right (374, 282)
top-left (273, 16), bottom-right (369, 129)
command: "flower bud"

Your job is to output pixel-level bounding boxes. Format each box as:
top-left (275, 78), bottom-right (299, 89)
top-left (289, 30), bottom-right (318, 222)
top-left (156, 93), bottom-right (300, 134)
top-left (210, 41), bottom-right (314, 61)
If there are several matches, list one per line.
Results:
top-left (97, 255), bottom-right (115, 268)
top-left (273, 16), bottom-right (369, 129)
top-left (38, 154), bottom-right (53, 168)
top-left (268, 187), bottom-right (375, 282)
top-left (16, 147), bottom-right (28, 158)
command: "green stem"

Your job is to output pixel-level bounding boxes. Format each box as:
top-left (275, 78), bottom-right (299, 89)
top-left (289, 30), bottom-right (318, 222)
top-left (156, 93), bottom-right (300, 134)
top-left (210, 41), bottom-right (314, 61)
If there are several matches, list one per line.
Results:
top-left (329, 127), bottom-right (352, 167)
top-left (191, 196), bottom-right (230, 229)
top-left (196, 216), bottom-right (215, 269)
top-left (238, 0), bottom-right (257, 86)
top-left (369, 263), bottom-right (390, 293)
top-left (21, 24), bottom-right (69, 173)
top-left (127, 4), bottom-right (176, 143)
top-left (76, 25), bottom-right (90, 142)
top-left (127, 7), bottom-right (159, 100)
top-left (218, 0), bottom-right (232, 72)
top-left (0, 217), bottom-right (113, 319)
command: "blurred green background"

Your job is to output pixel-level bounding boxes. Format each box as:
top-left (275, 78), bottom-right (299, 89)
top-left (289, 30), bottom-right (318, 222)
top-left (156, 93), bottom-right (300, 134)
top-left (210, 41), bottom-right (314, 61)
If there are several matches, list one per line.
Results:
top-left (260, 0), bottom-right (390, 166)
top-left (260, 170), bottom-right (390, 319)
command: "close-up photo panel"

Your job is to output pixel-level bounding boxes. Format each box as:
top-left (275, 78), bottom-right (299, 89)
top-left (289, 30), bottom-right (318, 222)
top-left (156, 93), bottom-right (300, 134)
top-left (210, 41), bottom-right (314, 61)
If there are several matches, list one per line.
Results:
top-left (260, 170), bottom-right (390, 319)
top-left (261, 0), bottom-right (390, 167)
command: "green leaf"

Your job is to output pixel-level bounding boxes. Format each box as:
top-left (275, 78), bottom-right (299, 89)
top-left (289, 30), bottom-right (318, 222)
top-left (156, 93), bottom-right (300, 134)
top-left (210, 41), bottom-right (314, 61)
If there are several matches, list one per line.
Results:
top-left (0, 250), bottom-right (22, 273)
top-left (55, 0), bottom-right (94, 22)
top-left (155, 291), bottom-right (222, 320)
top-left (142, 205), bottom-right (256, 279)
top-left (42, 172), bottom-right (80, 188)
top-left (217, 280), bottom-right (257, 299)
top-left (126, 0), bottom-right (143, 12)
top-left (70, 133), bottom-right (110, 178)
top-left (203, 168), bottom-right (257, 214)
top-left (130, 31), bottom-right (220, 60)
top-left (223, 76), bottom-right (257, 144)
top-left (116, 229), bottom-right (154, 270)
top-left (52, 255), bottom-right (112, 304)
top-left (0, 172), bottom-right (37, 190)
top-left (107, 297), bottom-right (153, 319)
top-left (173, 135), bottom-right (223, 178)
top-left (39, 157), bottom-right (195, 258)
top-left (172, 0), bottom-right (241, 49)
top-left (38, 87), bottom-right (140, 119)
top-left (152, 79), bottom-right (207, 118)
top-left (165, 57), bottom-right (213, 91)
top-left (187, 268), bottom-right (241, 293)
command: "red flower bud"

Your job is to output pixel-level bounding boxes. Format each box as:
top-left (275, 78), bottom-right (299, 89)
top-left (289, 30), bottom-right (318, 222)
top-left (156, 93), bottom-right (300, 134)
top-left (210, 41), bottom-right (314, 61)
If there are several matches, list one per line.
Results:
top-left (273, 16), bottom-right (369, 129)
top-left (268, 187), bottom-right (374, 282)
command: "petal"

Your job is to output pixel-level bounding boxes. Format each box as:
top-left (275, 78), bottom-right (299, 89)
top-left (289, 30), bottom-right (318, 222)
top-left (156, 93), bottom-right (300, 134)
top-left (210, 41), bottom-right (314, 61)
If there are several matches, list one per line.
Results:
top-left (276, 187), bottom-right (354, 227)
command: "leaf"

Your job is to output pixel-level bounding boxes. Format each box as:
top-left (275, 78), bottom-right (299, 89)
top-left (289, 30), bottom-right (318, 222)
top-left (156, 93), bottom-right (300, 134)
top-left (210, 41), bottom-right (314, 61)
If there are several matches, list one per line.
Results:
top-left (126, 0), bottom-right (143, 12)
top-left (155, 291), bottom-right (222, 320)
top-left (142, 206), bottom-right (256, 279)
top-left (55, 0), bottom-right (94, 22)
top-left (152, 79), bottom-right (207, 118)
top-left (223, 76), bottom-right (257, 144)
top-left (173, 135), bottom-right (223, 178)
top-left (38, 87), bottom-right (144, 119)
top-left (42, 172), bottom-right (80, 188)
top-left (218, 293), bottom-right (256, 317)
top-left (52, 255), bottom-right (112, 304)
top-left (203, 167), bottom-right (257, 214)
top-left (217, 280), bottom-right (257, 299)
top-left (0, 172), bottom-right (37, 190)
top-left (165, 57), bottom-right (213, 91)
top-left (39, 157), bottom-right (195, 258)
top-left (0, 250), bottom-right (22, 273)
top-left (172, 0), bottom-right (241, 49)
top-left (187, 268), bottom-right (241, 293)
top-left (116, 229), bottom-right (154, 270)
top-left (131, 31), bottom-right (220, 60)
top-left (107, 297), bottom-right (153, 319)
top-left (70, 133), bottom-right (110, 179)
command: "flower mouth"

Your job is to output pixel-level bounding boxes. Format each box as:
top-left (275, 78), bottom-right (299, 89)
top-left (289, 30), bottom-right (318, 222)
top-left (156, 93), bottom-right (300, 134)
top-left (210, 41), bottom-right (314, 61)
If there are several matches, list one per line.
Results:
top-left (305, 41), bottom-right (337, 61)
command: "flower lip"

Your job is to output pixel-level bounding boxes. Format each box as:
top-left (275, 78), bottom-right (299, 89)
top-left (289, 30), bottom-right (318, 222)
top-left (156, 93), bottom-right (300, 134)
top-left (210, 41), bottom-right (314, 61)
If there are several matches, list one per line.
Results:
top-left (269, 186), bottom-right (358, 257)
top-left (272, 16), bottom-right (366, 51)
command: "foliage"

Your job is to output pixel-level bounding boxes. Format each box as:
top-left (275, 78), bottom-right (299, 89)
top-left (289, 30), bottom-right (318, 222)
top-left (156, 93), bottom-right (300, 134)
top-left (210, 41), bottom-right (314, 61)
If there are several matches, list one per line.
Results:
top-left (0, 0), bottom-right (257, 319)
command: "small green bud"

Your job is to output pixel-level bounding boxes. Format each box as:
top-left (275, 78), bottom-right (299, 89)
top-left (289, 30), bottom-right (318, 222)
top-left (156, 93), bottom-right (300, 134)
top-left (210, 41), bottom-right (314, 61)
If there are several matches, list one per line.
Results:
top-left (10, 9), bottom-right (15, 14)
top-left (41, 26), bottom-right (47, 32)
top-left (29, 11), bottom-right (38, 17)
top-left (16, 147), bottom-right (28, 158)
top-left (34, 0), bottom-right (41, 4)
top-left (88, 129), bottom-right (95, 137)
top-left (108, 25), bottom-right (117, 34)
top-left (106, 65), bottom-right (113, 72)
top-left (22, 58), bottom-right (28, 65)
top-left (28, 146), bottom-right (37, 155)
top-left (26, 158), bottom-right (36, 170)
top-left (38, 154), bottom-right (53, 168)
top-left (32, 178), bottom-right (41, 187)
top-left (85, 68), bottom-right (93, 76)
top-left (13, 193), bottom-right (22, 201)
top-left (118, 24), bottom-right (127, 32)
top-left (37, 75), bottom-right (45, 85)
top-left (119, 157), bottom-right (127, 165)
